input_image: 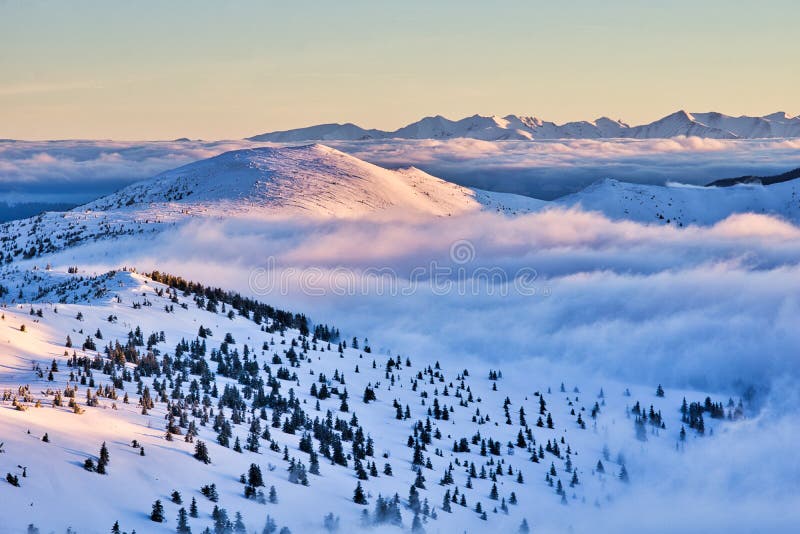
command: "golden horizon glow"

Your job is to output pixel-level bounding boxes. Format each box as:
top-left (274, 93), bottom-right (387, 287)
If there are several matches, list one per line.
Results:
top-left (1, 0), bottom-right (798, 140)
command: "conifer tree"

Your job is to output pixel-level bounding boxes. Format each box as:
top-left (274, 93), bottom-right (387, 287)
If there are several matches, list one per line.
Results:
top-left (176, 508), bottom-right (191, 533)
top-left (150, 499), bottom-right (165, 522)
top-left (97, 442), bottom-right (109, 474)
top-left (353, 481), bottom-right (368, 505)
top-left (194, 440), bottom-right (211, 464)
top-left (619, 464), bottom-right (629, 483)
top-left (248, 464), bottom-right (264, 487)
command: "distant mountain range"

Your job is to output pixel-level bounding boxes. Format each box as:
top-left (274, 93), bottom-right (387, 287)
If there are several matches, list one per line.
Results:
top-left (248, 111), bottom-right (800, 142)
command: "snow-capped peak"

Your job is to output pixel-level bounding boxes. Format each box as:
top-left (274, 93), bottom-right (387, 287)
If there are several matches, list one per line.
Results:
top-left (247, 110), bottom-right (800, 141)
top-left (78, 144), bottom-right (529, 219)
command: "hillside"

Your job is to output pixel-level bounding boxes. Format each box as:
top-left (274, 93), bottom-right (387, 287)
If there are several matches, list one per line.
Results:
top-left (0, 146), bottom-right (545, 270)
top-left (553, 177), bottom-right (800, 226)
top-left (82, 144), bottom-right (540, 219)
top-left (0, 143), bottom-right (791, 534)
top-left (0, 269), bottom-right (741, 533)
top-left (248, 111), bottom-right (800, 142)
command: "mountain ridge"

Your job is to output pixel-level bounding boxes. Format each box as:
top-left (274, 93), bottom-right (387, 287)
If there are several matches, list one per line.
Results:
top-left (248, 111), bottom-right (800, 141)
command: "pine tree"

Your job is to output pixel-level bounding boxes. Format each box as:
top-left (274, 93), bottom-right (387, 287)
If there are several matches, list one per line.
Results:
top-left (353, 482), bottom-right (368, 505)
top-left (176, 507), bottom-right (191, 533)
top-left (97, 442), bottom-right (110, 474)
top-left (519, 518), bottom-right (531, 533)
top-left (409, 485), bottom-right (421, 513)
top-left (411, 513), bottom-right (424, 533)
top-left (150, 499), bottom-right (165, 522)
top-left (111, 521), bottom-right (120, 534)
top-left (190, 497), bottom-right (199, 518)
top-left (619, 464), bottom-right (629, 483)
top-left (234, 512), bottom-right (246, 533)
top-left (262, 516), bottom-right (278, 534)
top-left (248, 464), bottom-right (264, 487)
top-left (194, 440), bottom-right (211, 464)
top-left (269, 485), bottom-right (278, 504)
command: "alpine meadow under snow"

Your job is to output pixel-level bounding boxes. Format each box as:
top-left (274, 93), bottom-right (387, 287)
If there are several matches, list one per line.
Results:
top-left (1, 143), bottom-right (800, 534)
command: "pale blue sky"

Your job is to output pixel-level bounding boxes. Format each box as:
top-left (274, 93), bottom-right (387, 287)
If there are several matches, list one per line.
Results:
top-left (1, 0), bottom-right (797, 139)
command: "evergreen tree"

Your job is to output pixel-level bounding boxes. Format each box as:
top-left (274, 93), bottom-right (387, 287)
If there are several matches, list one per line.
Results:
top-left (262, 516), bottom-right (278, 534)
top-left (190, 497), bottom-right (199, 518)
top-left (411, 513), bottom-right (424, 533)
top-left (323, 513), bottom-right (340, 533)
top-left (619, 464), bottom-right (629, 483)
top-left (150, 499), bottom-right (165, 522)
top-left (248, 464), bottom-right (264, 487)
top-left (176, 508), bottom-right (191, 533)
top-left (194, 440), bottom-right (211, 464)
top-left (97, 442), bottom-right (110, 474)
top-left (353, 482), bottom-right (368, 505)
top-left (408, 485), bottom-right (421, 513)
top-left (234, 512), bottom-right (246, 533)
top-left (442, 490), bottom-right (452, 513)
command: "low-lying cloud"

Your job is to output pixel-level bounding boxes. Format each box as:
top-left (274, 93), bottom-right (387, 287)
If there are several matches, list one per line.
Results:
top-left (26, 204), bottom-right (800, 531)
top-left (3, 137), bottom-right (800, 216)
top-left (39, 207), bottom-right (800, 397)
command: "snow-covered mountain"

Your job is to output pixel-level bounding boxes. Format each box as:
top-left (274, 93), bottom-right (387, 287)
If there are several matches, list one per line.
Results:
top-left (552, 177), bottom-right (800, 226)
top-left (2, 146), bottom-right (799, 273)
top-left (0, 142), bottom-right (795, 533)
top-left (0, 268), bottom-right (741, 534)
top-left (248, 111), bottom-right (800, 141)
top-left (83, 144), bottom-right (541, 219)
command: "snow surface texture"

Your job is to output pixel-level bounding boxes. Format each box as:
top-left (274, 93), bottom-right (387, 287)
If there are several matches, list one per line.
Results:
top-left (248, 111), bottom-right (800, 142)
top-left (0, 271), bottom-right (760, 534)
top-left (1, 146), bottom-right (799, 533)
top-left (81, 145), bottom-right (542, 219)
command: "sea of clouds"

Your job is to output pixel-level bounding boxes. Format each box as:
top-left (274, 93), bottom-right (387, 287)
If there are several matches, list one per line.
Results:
top-left (3, 137), bottom-right (800, 218)
top-left (30, 202), bottom-right (800, 531)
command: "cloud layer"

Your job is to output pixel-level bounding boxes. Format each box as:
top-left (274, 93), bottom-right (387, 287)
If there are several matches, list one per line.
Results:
top-left (28, 203), bottom-right (800, 531)
top-left (3, 137), bottom-right (800, 213)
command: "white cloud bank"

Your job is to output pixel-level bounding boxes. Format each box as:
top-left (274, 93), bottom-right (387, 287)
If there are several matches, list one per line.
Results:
top-left (29, 204), bottom-right (800, 532)
top-left (3, 137), bottom-right (800, 208)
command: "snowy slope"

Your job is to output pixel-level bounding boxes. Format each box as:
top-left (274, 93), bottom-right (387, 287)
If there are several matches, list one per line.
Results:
top-left (553, 178), bottom-right (800, 226)
top-left (81, 144), bottom-right (540, 219)
top-left (0, 146), bottom-right (545, 270)
top-left (0, 269), bottom-right (743, 534)
top-left (0, 141), bottom-right (790, 534)
top-left (247, 111), bottom-right (800, 141)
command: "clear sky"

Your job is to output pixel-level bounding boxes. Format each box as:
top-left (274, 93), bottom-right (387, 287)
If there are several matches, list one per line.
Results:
top-left (1, 0), bottom-right (797, 140)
